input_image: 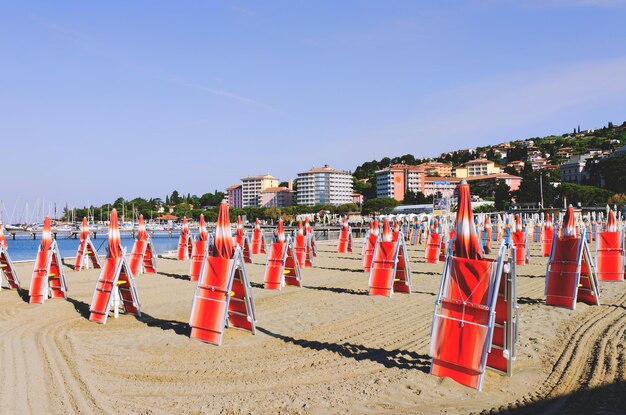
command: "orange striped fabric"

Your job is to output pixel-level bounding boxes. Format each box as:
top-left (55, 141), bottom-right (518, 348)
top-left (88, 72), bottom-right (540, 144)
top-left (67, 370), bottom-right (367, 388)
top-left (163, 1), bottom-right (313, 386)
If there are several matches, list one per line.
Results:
top-left (214, 202), bottom-right (234, 259)
top-left (198, 214), bottom-right (208, 241)
top-left (41, 216), bottom-right (53, 251)
top-left (454, 180), bottom-right (484, 260)
top-left (80, 217), bottom-right (89, 241)
top-left (108, 210), bottom-right (123, 258)
top-left (137, 215), bottom-right (148, 241)
top-left (562, 207), bottom-right (577, 238)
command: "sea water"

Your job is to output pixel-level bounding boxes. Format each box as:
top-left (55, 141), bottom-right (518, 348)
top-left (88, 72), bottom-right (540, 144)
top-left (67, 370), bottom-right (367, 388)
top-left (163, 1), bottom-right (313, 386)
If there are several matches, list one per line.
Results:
top-left (4, 234), bottom-right (180, 262)
top-left (4, 231), bottom-right (331, 261)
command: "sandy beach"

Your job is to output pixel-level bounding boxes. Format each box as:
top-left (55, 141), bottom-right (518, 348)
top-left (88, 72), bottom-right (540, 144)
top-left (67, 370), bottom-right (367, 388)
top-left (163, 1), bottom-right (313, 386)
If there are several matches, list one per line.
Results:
top-left (0, 239), bottom-right (624, 414)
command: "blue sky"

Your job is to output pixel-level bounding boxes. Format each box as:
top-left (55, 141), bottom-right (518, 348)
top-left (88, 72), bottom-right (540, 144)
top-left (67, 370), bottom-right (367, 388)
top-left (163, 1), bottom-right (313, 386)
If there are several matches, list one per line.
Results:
top-left (1, 0), bottom-right (626, 217)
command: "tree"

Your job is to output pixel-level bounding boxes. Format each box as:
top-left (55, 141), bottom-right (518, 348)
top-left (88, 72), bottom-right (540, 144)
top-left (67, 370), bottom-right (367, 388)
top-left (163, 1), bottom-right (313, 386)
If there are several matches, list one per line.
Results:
top-left (170, 190), bottom-right (181, 205)
top-left (513, 164), bottom-right (554, 207)
top-left (557, 183), bottom-right (614, 207)
top-left (608, 193), bottom-right (626, 209)
top-left (402, 191), bottom-right (429, 205)
top-left (353, 177), bottom-right (376, 200)
top-left (336, 203), bottom-right (359, 214)
top-left (494, 180), bottom-right (511, 211)
top-left (362, 198), bottom-right (399, 215)
top-left (173, 203), bottom-right (191, 218)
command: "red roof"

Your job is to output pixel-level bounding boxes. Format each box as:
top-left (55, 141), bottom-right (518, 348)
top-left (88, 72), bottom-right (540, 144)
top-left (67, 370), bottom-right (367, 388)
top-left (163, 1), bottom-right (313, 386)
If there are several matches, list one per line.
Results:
top-left (156, 214), bottom-right (178, 220)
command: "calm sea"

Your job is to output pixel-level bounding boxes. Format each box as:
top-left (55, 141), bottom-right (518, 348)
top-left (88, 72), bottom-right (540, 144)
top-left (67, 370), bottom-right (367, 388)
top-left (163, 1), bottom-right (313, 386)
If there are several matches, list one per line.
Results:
top-left (4, 231), bottom-right (332, 262)
top-left (4, 234), bottom-right (181, 262)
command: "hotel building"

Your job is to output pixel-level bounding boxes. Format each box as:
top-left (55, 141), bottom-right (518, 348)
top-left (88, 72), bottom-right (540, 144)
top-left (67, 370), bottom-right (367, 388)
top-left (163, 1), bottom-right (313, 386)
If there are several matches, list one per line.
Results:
top-left (296, 165), bottom-right (353, 206)
top-left (241, 174), bottom-right (279, 207)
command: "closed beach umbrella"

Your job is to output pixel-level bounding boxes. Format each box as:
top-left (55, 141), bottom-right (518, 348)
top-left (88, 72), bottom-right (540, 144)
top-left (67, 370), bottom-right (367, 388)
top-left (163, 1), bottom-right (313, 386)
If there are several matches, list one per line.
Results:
top-left (80, 217), bottom-right (89, 241)
top-left (381, 218), bottom-right (392, 242)
top-left (214, 202), bottom-right (234, 259)
top-left (198, 214), bottom-right (208, 241)
top-left (372, 219), bottom-right (380, 236)
top-left (137, 215), bottom-right (148, 241)
top-left (0, 223), bottom-right (6, 248)
top-left (108, 209), bottom-right (122, 258)
top-left (562, 206), bottom-right (577, 238)
top-left (607, 209), bottom-right (617, 232)
top-left (182, 216), bottom-right (189, 236)
top-left (41, 216), bottom-right (53, 251)
top-left (454, 180), bottom-right (484, 260)
top-left (277, 218), bottom-right (286, 242)
top-left (236, 215), bottom-right (244, 241)
top-left (545, 213), bottom-right (553, 230)
top-left (297, 220), bottom-right (304, 235)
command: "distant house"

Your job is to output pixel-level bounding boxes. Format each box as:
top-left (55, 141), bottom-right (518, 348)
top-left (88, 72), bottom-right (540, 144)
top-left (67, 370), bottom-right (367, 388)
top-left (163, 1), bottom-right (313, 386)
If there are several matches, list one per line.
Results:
top-left (506, 161), bottom-right (525, 173)
top-left (352, 193), bottom-right (364, 205)
top-left (560, 155), bottom-right (589, 184)
top-left (452, 159), bottom-right (501, 178)
top-left (556, 147), bottom-right (575, 159)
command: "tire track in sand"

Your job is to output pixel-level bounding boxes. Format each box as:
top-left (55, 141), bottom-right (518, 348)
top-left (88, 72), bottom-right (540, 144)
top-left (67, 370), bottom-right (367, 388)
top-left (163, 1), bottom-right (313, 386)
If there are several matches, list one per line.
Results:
top-left (486, 289), bottom-right (626, 414)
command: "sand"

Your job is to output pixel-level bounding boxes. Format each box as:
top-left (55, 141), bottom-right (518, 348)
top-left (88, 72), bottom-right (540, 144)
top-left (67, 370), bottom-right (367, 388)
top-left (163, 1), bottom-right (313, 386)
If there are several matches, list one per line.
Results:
top-left (0, 239), bottom-right (625, 414)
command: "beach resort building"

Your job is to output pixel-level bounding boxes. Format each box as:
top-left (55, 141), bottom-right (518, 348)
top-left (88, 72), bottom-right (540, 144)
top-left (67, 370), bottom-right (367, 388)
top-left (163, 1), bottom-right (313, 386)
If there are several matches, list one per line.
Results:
top-left (225, 184), bottom-right (243, 209)
top-left (375, 164), bottom-right (425, 201)
top-left (422, 177), bottom-right (460, 198)
top-left (452, 159), bottom-right (501, 178)
top-left (296, 165), bottom-right (353, 206)
top-left (260, 186), bottom-right (294, 208)
top-left (241, 174), bottom-right (279, 207)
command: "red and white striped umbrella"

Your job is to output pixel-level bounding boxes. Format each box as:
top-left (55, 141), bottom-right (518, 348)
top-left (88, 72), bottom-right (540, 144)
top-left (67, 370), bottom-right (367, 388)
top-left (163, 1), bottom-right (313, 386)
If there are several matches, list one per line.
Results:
top-left (41, 216), bottom-right (53, 251)
top-left (255, 218), bottom-right (261, 230)
top-left (0, 223), bottom-right (6, 248)
top-left (381, 218), bottom-right (392, 242)
top-left (277, 218), bottom-right (286, 242)
top-left (108, 209), bottom-right (123, 258)
top-left (545, 213), bottom-right (553, 230)
top-left (137, 214), bottom-right (148, 241)
top-left (454, 180), bottom-right (484, 260)
top-left (215, 202), bottom-right (235, 258)
top-left (514, 214), bottom-right (523, 232)
top-left (343, 216), bottom-right (349, 231)
top-left (198, 214), bottom-right (208, 241)
top-left (80, 217), bottom-right (89, 241)
top-left (607, 209), bottom-right (617, 232)
top-left (214, 202), bottom-right (234, 258)
top-left (236, 215), bottom-right (244, 238)
top-left (304, 217), bottom-right (312, 235)
top-left (372, 219), bottom-right (380, 236)
top-left (182, 216), bottom-right (189, 236)
top-left (297, 220), bottom-right (304, 236)
top-left (562, 207), bottom-right (577, 238)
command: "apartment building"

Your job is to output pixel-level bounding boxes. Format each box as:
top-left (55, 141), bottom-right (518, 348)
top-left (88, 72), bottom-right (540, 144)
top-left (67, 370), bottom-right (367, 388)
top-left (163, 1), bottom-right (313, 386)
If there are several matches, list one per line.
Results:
top-left (375, 164), bottom-right (425, 201)
top-left (225, 184), bottom-right (243, 209)
top-left (241, 174), bottom-right (279, 207)
top-left (452, 159), bottom-right (501, 178)
top-left (296, 165), bottom-right (353, 206)
top-left (260, 186), bottom-right (294, 208)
